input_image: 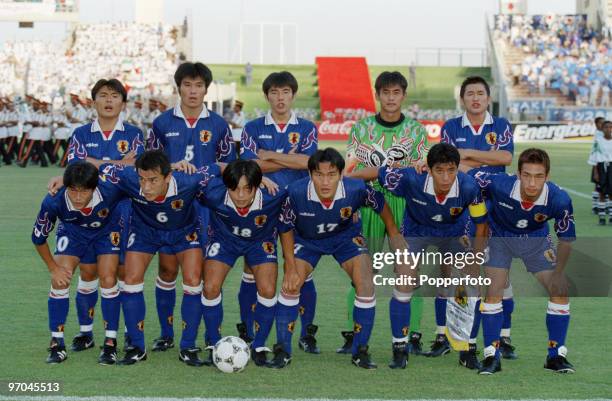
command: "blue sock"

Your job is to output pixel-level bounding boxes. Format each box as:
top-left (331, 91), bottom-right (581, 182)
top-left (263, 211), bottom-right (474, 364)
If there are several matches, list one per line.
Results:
top-left (276, 293), bottom-right (299, 354)
top-left (180, 284), bottom-right (203, 350)
top-left (435, 295), bottom-right (447, 327)
top-left (546, 302), bottom-right (570, 358)
top-left (502, 297), bottom-right (514, 334)
top-left (202, 293), bottom-right (223, 346)
top-left (299, 276), bottom-right (317, 338)
top-left (100, 284), bottom-right (120, 339)
top-left (252, 293), bottom-right (276, 350)
top-left (237, 273), bottom-right (257, 338)
top-left (155, 276), bottom-right (176, 339)
top-left (469, 299), bottom-right (482, 341)
top-left (122, 285), bottom-right (146, 350)
top-left (48, 287), bottom-right (69, 347)
top-left (389, 291), bottom-right (411, 341)
top-left (76, 278), bottom-right (98, 336)
top-left (481, 302), bottom-right (503, 359)
top-left (352, 296), bottom-right (376, 355)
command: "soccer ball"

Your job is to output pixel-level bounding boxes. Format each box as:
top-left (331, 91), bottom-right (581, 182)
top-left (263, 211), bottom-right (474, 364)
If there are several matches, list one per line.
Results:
top-left (212, 336), bottom-right (250, 373)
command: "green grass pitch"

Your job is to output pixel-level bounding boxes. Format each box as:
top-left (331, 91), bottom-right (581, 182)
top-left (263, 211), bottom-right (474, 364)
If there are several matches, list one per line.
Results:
top-left (0, 142), bottom-right (610, 399)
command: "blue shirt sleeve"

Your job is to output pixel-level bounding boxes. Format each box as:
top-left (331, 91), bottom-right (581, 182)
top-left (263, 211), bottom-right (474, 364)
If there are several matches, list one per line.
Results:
top-left (299, 124), bottom-right (318, 156)
top-left (361, 184), bottom-right (386, 214)
top-left (31, 195), bottom-right (58, 245)
top-left (132, 128), bottom-right (145, 156)
top-left (377, 167), bottom-right (412, 198)
top-left (495, 118), bottom-right (514, 154)
top-left (216, 123), bottom-right (237, 163)
top-left (278, 196), bottom-right (296, 233)
top-left (553, 191), bottom-right (576, 242)
top-left (239, 125), bottom-right (258, 160)
top-left (146, 117), bottom-right (165, 151)
top-left (66, 129), bottom-right (88, 164)
top-left (440, 120), bottom-right (456, 146)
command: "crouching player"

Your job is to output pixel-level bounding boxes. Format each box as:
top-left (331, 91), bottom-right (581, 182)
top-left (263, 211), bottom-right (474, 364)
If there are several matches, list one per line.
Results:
top-left (32, 162), bottom-right (125, 364)
top-left (471, 148), bottom-right (576, 374)
top-left (198, 159), bottom-right (294, 367)
top-left (272, 148), bottom-right (403, 369)
top-left (349, 143), bottom-right (488, 369)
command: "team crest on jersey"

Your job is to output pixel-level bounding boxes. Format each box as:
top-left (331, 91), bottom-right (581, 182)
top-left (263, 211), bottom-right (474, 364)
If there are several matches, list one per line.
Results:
top-left (97, 208), bottom-right (109, 218)
top-left (454, 285), bottom-right (468, 307)
top-left (200, 130), bottom-right (212, 143)
top-left (185, 232), bottom-right (198, 242)
top-left (352, 236), bottom-right (366, 248)
top-left (450, 207), bottom-right (463, 217)
top-left (116, 140), bottom-right (129, 154)
top-left (137, 320), bottom-right (144, 331)
top-left (254, 215), bottom-right (267, 227)
top-left (534, 213), bottom-right (548, 223)
top-left (485, 132), bottom-right (497, 145)
top-left (262, 242), bottom-right (275, 254)
top-left (544, 249), bottom-right (556, 263)
top-left (340, 206), bottom-right (352, 219)
top-left (171, 199), bottom-right (184, 210)
top-left (110, 231), bottom-right (121, 246)
top-left (288, 132), bottom-right (301, 145)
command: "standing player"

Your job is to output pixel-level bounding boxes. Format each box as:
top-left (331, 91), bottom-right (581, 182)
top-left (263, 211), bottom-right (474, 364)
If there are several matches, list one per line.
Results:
top-left (146, 62), bottom-right (235, 352)
top-left (52, 79), bottom-right (144, 354)
top-left (439, 76), bottom-right (516, 360)
top-left (272, 148), bottom-right (401, 369)
top-left (343, 71), bottom-right (429, 354)
top-left (589, 120), bottom-right (612, 224)
top-left (240, 71), bottom-right (319, 352)
top-left (349, 143), bottom-right (488, 369)
top-left (589, 117), bottom-right (606, 215)
top-left (471, 148), bottom-right (576, 374)
top-left (199, 159), bottom-right (293, 366)
top-left (32, 162), bottom-right (125, 364)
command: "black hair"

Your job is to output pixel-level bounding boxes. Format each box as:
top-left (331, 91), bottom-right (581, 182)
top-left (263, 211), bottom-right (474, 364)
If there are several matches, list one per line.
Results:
top-left (460, 76), bottom-right (491, 98)
top-left (135, 150), bottom-right (172, 177)
top-left (426, 143), bottom-right (461, 169)
top-left (374, 71), bottom-right (408, 94)
top-left (63, 161), bottom-right (99, 190)
top-left (518, 148), bottom-right (550, 174)
top-left (308, 147), bottom-right (345, 173)
top-left (262, 71), bottom-right (298, 95)
top-left (91, 79), bottom-right (127, 102)
top-left (222, 159), bottom-right (263, 190)
top-left (595, 116), bottom-right (605, 123)
top-left (174, 62), bottom-right (213, 89)
top-left (602, 120), bottom-right (612, 127)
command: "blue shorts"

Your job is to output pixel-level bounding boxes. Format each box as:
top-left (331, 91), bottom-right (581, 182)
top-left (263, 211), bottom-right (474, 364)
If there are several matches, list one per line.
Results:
top-left (55, 223), bottom-right (121, 264)
top-left (294, 228), bottom-right (368, 268)
top-left (126, 221), bottom-right (201, 256)
top-left (486, 226), bottom-right (556, 273)
top-left (204, 234), bottom-right (278, 267)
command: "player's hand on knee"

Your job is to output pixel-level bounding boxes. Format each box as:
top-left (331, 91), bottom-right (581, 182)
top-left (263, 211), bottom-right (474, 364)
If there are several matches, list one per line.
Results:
top-left (47, 176), bottom-right (63, 195)
top-left (281, 266), bottom-right (301, 294)
top-left (260, 177), bottom-right (279, 195)
top-left (50, 265), bottom-right (72, 288)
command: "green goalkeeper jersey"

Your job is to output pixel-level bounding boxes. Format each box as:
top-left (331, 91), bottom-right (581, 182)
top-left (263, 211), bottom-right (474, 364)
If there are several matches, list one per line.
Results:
top-left (346, 114), bottom-right (430, 190)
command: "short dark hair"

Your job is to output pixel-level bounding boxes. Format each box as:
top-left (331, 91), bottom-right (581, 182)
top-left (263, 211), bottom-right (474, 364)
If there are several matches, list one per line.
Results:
top-left (518, 148), bottom-right (550, 174)
top-left (460, 76), bottom-right (491, 98)
top-left (595, 116), bottom-right (605, 124)
top-left (91, 79), bottom-right (127, 102)
top-left (135, 150), bottom-right (171, 177)
top-left (262, 71), bottom-right (298, 95)
top-left (174, 62), bottom-right (213, 89)
top-left (374, 71), bottom-right (408, 94)
top-left (308, 147), bottom-right (345, 173)
top-left (63, 161), bottom-right (99, 190)
top-left (602, 120), bottom-right (612, 128)
top-left (222, 159), bottom-right (263, 191)
top-left (427, 143), bottom-right (460, 169)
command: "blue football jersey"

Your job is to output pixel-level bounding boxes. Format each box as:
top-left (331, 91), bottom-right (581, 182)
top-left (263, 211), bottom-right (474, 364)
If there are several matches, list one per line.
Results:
top-left (67, 119), bottom-right (144, 163)
top-left (441, 112), bottom-right (513, 174)
top-left (199, 178), bottom-right (287, 241)
top-left (32, 182), bottom-right (126, 245)
top-left (378, 167), bottom-right (487, 236)
top-left (99, 163), bottom-right (220, 231)
top-left (280, 177), bottom-right (385, 240)
top-left (471, 172), bottom-right (576, 240)
top-left (146, 106), bottom-right (235, 167)
top-left (240, 111), bottom-right (318, 188)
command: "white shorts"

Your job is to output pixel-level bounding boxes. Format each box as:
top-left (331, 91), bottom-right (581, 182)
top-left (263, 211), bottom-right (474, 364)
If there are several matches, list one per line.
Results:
top-left (53, 127), bottom-right (71, 140)
top-left (28, 128), bottom-right (52, 141)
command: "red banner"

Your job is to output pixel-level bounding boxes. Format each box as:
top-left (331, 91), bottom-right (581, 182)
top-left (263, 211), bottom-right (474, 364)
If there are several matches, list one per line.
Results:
top-left (317, 119), bottom-right (443, 143)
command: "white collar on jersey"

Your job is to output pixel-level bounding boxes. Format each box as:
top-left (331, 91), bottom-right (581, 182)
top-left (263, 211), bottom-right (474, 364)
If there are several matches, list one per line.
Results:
top-left (423, 174), bottom-right (459, 205)
top-left (139, 176), bottom-right (178, 202)
top-left (90, 117), bottom-right (125, 141)
top-left (65, 187), bottom-right (103, 214)
top-left (224, 187), bottom-right (263, 215)
top-left (460, 111), bottom-right (494, 136)
top-left (307, 179), bottom-right (346, 209)
top-left (510, 179), bottom-right (549, 207)
top-left (264, 110), bottom-right (298, 133)
top-left (173, 104), bottom-right (210, 128)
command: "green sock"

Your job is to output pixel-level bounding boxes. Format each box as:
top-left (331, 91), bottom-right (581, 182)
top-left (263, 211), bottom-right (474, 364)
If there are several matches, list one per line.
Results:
top-left (409, 290), bottom-right (423, 333)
